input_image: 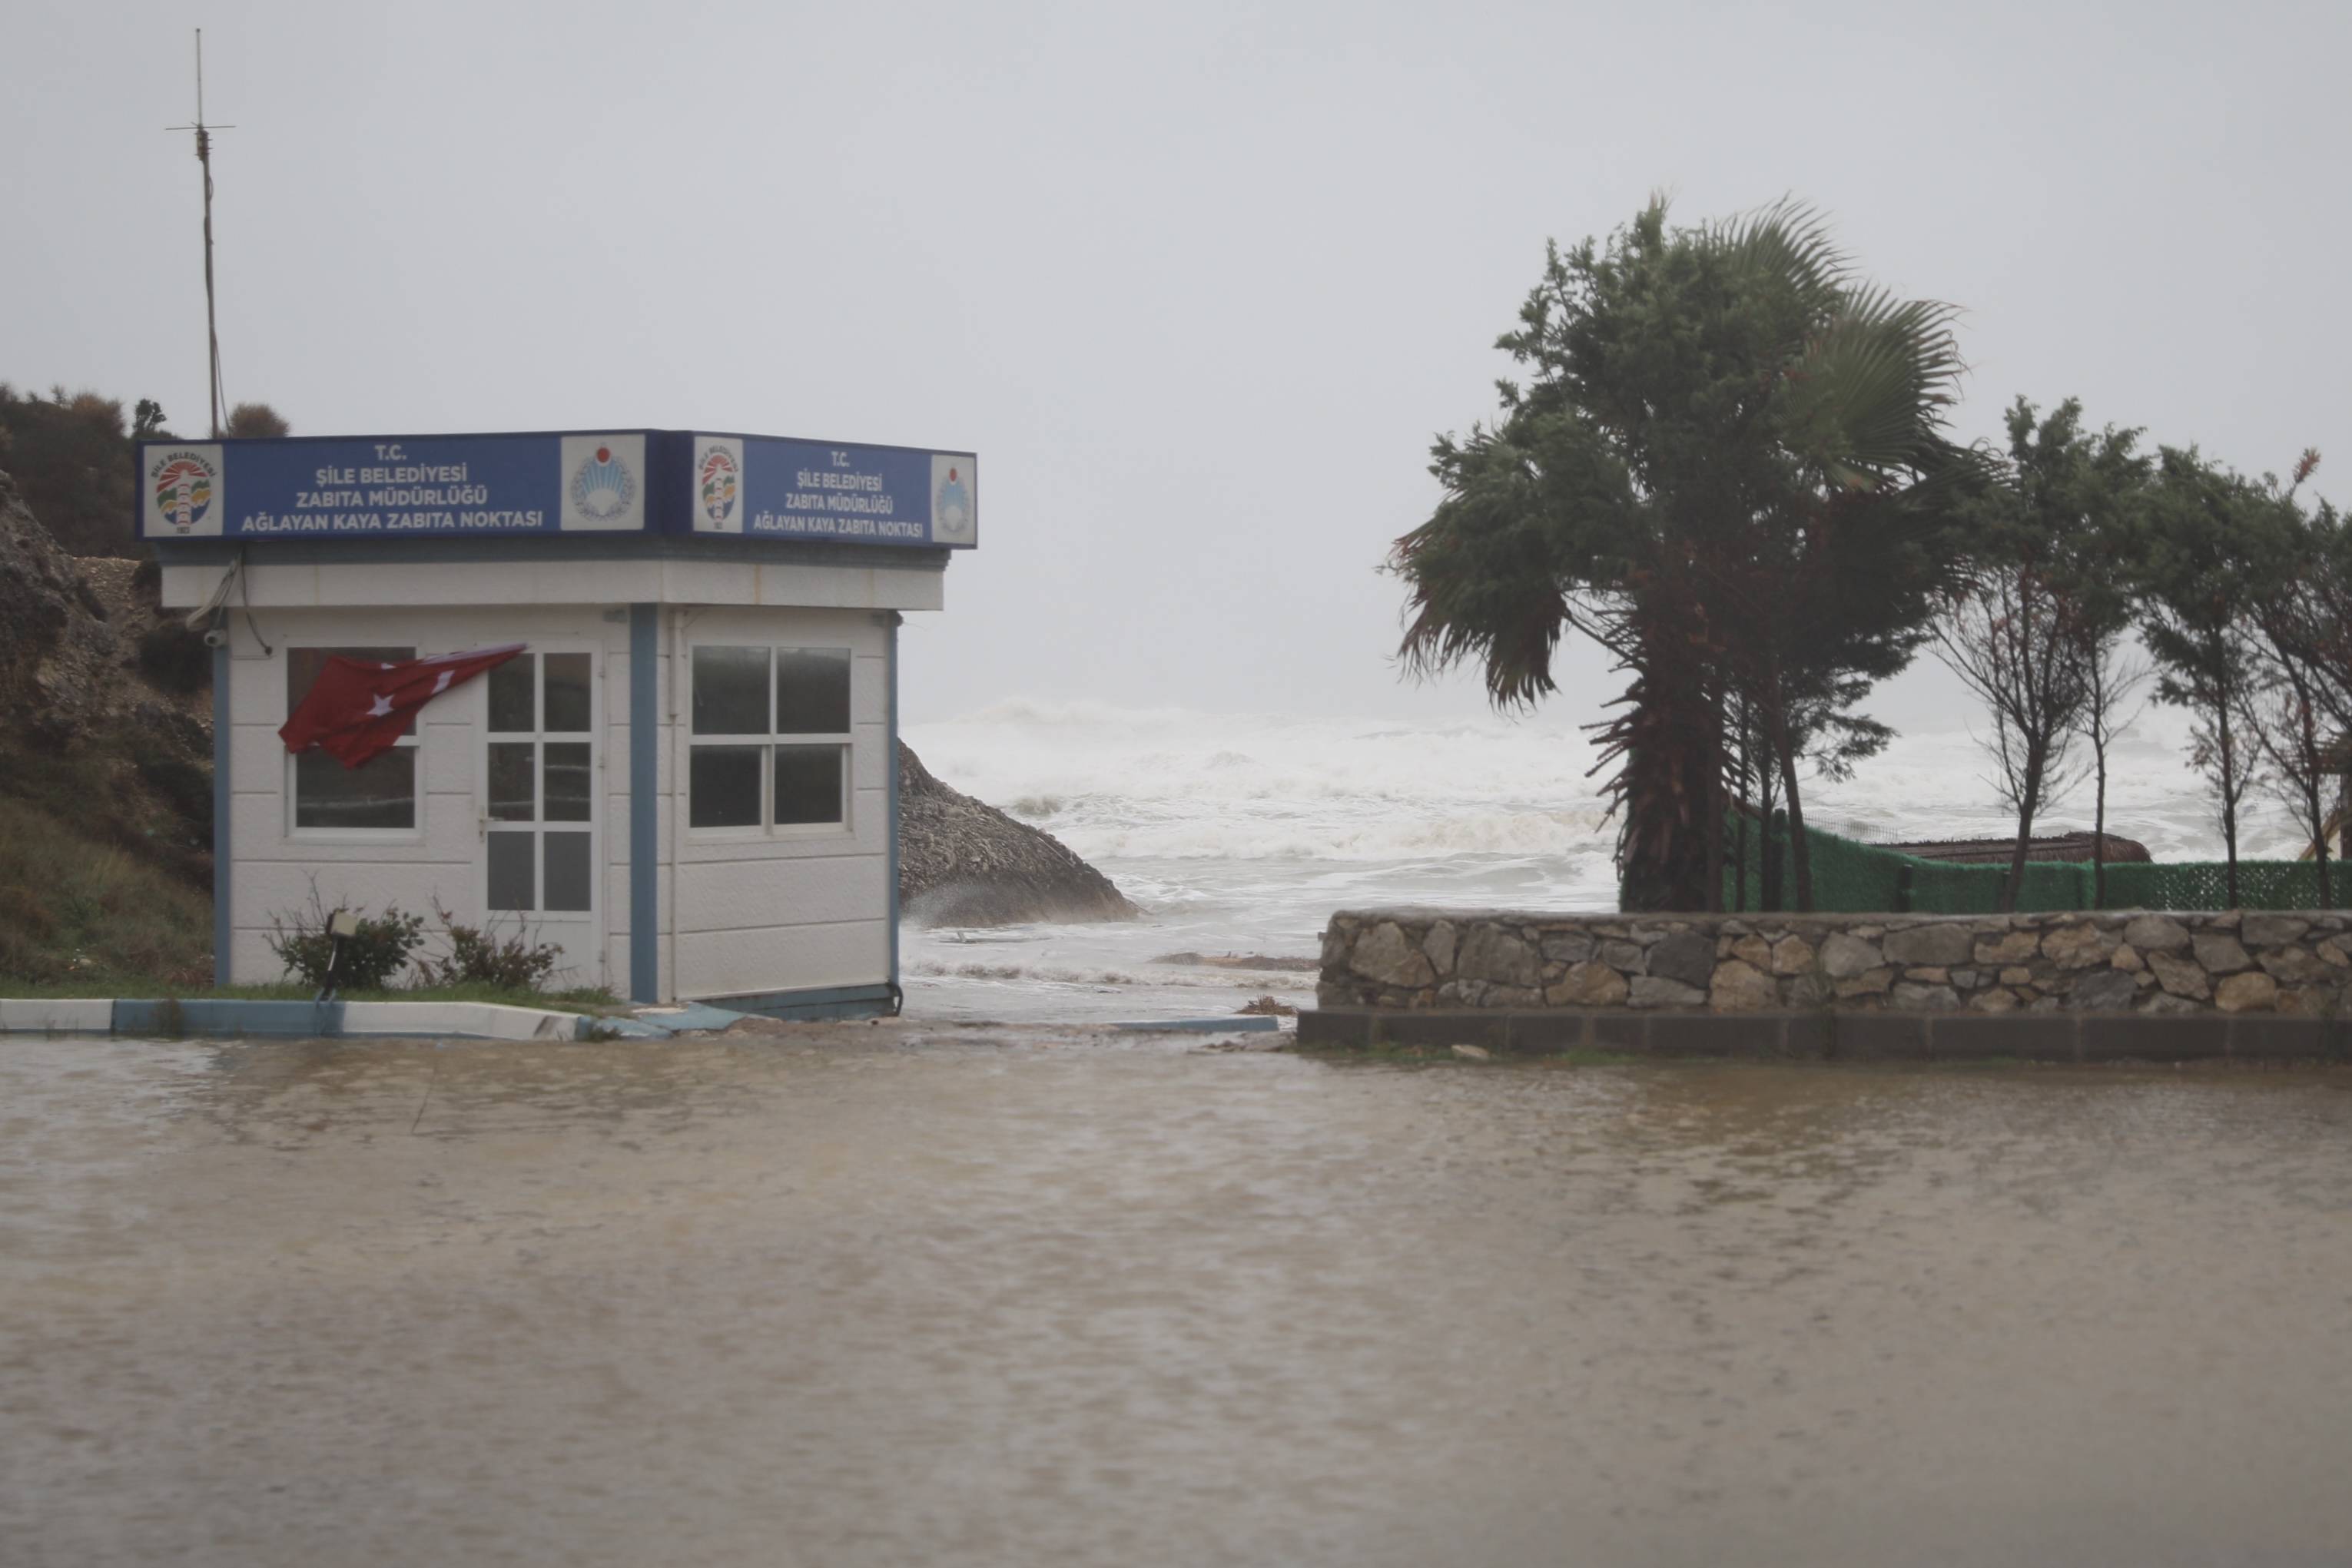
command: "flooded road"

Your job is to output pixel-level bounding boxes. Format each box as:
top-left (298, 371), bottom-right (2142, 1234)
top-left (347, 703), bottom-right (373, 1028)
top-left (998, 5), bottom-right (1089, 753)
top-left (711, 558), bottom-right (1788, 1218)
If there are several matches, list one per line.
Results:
top-left (5, 1029), bottom-right (2350, 1566)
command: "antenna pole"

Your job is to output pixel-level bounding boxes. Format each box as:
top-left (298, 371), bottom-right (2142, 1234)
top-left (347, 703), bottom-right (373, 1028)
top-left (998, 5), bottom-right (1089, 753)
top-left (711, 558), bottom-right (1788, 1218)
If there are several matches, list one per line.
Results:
top-left (194, 30), bottom-right (224, 439)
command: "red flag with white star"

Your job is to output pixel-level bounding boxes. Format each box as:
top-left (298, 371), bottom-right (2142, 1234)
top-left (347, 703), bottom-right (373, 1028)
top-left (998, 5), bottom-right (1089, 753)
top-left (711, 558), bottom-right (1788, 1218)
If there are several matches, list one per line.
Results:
top-left (279, 644), bottom-right (528, 767)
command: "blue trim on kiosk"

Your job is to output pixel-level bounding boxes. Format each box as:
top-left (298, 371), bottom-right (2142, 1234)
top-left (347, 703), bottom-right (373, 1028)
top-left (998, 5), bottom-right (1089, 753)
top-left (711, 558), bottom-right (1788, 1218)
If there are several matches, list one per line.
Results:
top-left (629, 605), bottom-right (660, 1003)
top-left (884, 610), bottom-right (901, 1005)
top-left (212, 638), bottom-right (231, 987)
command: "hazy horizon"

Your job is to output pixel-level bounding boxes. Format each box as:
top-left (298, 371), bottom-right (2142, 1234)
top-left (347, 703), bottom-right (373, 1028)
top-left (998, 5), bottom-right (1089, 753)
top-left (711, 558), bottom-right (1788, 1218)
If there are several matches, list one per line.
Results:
top-left (7, 0), bottom-right (2347, 738)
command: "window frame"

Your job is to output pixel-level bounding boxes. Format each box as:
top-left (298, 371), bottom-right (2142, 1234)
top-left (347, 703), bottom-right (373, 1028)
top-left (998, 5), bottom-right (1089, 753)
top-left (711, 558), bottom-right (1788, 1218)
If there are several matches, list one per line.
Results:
top-left (480, 647), bottom-right (602, 923)
top-left (685, 643), bottom-right (854, 840)
top-left (283, 645), bottom-right (424, 840)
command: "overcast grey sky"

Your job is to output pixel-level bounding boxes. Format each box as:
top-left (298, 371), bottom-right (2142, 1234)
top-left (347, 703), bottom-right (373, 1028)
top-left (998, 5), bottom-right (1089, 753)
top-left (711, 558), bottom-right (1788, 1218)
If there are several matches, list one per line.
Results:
top-left (6, 1), bottom-right (2347, 726)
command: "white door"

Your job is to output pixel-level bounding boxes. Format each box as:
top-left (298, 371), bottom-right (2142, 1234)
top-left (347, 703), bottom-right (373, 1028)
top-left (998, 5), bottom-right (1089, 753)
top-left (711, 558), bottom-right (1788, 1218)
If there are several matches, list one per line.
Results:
top-left (481, 649), bottom-right (602, 964)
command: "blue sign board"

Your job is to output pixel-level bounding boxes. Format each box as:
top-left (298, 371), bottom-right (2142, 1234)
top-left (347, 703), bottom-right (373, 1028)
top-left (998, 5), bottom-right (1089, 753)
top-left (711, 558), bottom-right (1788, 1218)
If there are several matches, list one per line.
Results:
top-left (136, 429), bottom-right (977, 547)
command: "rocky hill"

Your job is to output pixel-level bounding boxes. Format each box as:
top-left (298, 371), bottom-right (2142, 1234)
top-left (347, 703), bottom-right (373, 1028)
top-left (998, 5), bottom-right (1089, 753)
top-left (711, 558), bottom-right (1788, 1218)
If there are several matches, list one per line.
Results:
top-left (898, 742), bottom-right (1141, 927)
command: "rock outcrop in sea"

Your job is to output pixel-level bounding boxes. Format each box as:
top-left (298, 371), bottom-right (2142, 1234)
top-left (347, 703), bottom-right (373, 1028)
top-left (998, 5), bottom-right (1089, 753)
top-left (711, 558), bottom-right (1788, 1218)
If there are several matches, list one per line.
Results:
top-left (897, 742), bottom-right (1140, 927)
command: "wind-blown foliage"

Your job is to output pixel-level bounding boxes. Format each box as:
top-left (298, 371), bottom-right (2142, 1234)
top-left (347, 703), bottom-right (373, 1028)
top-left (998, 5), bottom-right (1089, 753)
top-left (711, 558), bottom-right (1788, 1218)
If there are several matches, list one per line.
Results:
top-left (1392, 201), bottom-right (1974, 910)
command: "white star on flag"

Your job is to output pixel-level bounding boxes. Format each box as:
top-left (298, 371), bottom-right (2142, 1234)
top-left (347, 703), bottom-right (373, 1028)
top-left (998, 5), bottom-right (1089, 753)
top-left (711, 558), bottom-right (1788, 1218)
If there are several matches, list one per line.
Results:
top-left (368, 693), bottom-right (395, 717)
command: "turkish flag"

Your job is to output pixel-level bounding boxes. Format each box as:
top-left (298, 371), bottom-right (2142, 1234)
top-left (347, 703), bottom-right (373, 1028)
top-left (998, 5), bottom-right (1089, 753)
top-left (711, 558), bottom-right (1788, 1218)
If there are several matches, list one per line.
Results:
top-left (280, 644), bottom-right (528, 767)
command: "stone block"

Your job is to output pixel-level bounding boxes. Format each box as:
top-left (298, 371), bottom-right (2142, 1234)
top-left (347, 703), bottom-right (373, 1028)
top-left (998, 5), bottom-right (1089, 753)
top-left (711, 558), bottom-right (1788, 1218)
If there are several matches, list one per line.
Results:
top-left (1935, 1014), bottom-right (2076, 1062)
top-left (1548, 961), bottom-right (1627, 1007)
top-left (2146, 950), bottom-right (2211, 1000)
top-left (2123, 914), bottom-right (2192, 953)
top-left (1906, 966), bottom-right (1950, 984)
top-left (1648, 1013), bottom-right (1785, 1059)
top-left (1647, 932), bottom-right (1718, 990)
top-left (1371, 1011), bottom-right (1511, 1049)
top-left (1296, 1009), bottom-right (1374, 1046)
top-left (2318, 937), bottom-right (2351, 967)
top-left (2191, 932), bottom-right (2253, 974)
top-left (2231, 1016), bottom-right (2344, 1061)
top-left (2241, 913), bottom-right (2312, 947)
top-left (1883, 923), bottom-right (1975, 966)
top-left (1349, 921), bottom-right (1436, 990)
top-left (2068, 970), bottom-right (2141, 1012)
top-left (2041, 923), bottom-right (2115, 970)
top-left (1600, 940), bottom-right (1646, 973)
top-left (1726, 933), bottom-right (1773, 968)
top-left (2214, 971), bottom-right (2278, 1013)
top-left (2080, 1015), bottom-right (2227, 1062)
top-left (1504, 1012), bottom-right (1588, 1055)
top-left (2260, 946), bottom-right (2335, 985)
top-left (1968, 988), bottom-right (2019, 1013)
top-left (1321, 925), bottom-right (1352, 966)
top-left (2109, 943), bottom-right (2145, 972)
top-left (1833, 967), bottom-right (1895, 999)
top-left (1820, 931), bottom-right (1883, 979)
top-left (1974, 930), bottom-right (2041, 966)
top-left (2139, 992), bottom-right (2203, 1016)
top-left (1456, 923), bottom-right (1541, 988)
top-left (1833, 1013), bottom-right (1930, 1060)
top-left (1421, 920), bottom-right (1458, 976)
top-left (1708, 960), bottom-right (1777, 1011)
top-left (1770, 935), bottom-right (1816, 976)
top-left (1540, 933), bottom-right (1594, 965)
top-left (1999, 966), bottom-right (2035, 987)
top-left (1629, 975), bottom-right (1707, 1009)
top-left (1890, 981), bottom-right (1959, 1010)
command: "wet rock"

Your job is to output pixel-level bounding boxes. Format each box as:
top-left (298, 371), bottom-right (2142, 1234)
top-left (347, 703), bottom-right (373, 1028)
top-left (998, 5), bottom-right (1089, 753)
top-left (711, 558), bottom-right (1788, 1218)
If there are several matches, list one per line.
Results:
top-left (1437, 978), bottom-right (1487, 1006)
top-left (2069, 970), bottom-right (2141, 1011)
top-left (1725, 933), bottom-right (1773, 969)
top-left (1600, 940), bottom-right (1646, 973)
top-left (1628, 975), bottom-right (1707, 1009)
top-left (1890, 981), bottom-right (1959, 1010)
top-left (1974, 930), bottom-right (2040, 966)
top-left (1951, 968), bottom-right (1979, 990)
top-left (1906, 966), bottom-right (1951, 985)
top-left (1540, 932), bottom-right (1594, 965)
top-left (1450, 1043), bottom-right (1491, 1061)
top-left (2214, 970), bottom-right (2279, 1013)
top-left (2318, 937), bottom-right (2351, 967)
top-left (1883, 923), bottom-right (1974, 966)
top-left (2191, 933), bottom-right (2254, 975)
top-left (1769, 935), bottom-right (1816, 976)
top-left (1647, 932), bottom-right (1717, 990)
top-left (1820, 932), bottom-right (1883, 980)
top-left (1999, 965), bottom-right (2035, 987)
top-left (1421, 920), bottom-right (1458, 976)
top-left (2141, 991), bottom-right (2204, 1016)
top-left (1349, 921), bottom-right (1437, 990)
top-left (1548, 960), bottom-right (1628, 1007)
top-left (2041, 923), bottom-right (2115, 970)
top-left (1708, 959), bottom-right (1777, 1011)
top-left (898, 744), bottom-right (1142, 927)
top-left (2146, 950), bottom-right (2211, 1000)
top-left (1833, 966), bottom-right (1895, 998)
top-left (2242, 914), bottom-right (2312, 947)
top-left (2260, 946), bottom-right (2335, 986)
top-left (2123, 914), bottom-right (2191, 953)
top-left (2109, 942), bottom-right (2145, 972)
top-left (1969, 988), bottom-right (2019, 1013)
top-left (1456, 923), bottom-right (1541, 988)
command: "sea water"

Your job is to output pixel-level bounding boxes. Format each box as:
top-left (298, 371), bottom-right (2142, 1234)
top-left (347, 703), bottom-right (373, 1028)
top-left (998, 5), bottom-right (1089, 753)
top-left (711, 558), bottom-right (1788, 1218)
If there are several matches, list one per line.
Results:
top-left (899, 699), bottom-right (2312, 1023)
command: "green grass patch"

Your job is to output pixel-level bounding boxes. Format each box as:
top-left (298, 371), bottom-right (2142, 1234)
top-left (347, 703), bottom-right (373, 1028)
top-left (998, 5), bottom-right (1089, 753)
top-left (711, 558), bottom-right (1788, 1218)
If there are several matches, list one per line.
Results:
top-left (0, 793), bottom-right (212, 989)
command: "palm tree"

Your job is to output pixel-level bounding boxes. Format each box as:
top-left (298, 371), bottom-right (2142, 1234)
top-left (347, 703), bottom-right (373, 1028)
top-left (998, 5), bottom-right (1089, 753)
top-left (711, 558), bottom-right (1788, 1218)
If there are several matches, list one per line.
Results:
top-left (1392, 201), bottom-right (1972, 912)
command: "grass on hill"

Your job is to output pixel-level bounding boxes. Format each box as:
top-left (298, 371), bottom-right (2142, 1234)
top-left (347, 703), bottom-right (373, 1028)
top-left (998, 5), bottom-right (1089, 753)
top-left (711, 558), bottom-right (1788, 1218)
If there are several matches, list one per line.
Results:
top-left (0, 793), bottom-right (212, 990)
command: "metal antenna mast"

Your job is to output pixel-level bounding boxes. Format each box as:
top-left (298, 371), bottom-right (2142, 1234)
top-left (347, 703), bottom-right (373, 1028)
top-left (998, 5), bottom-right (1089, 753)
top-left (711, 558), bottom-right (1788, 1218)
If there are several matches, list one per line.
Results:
top-left (168, 31), bottom-right (233, 439)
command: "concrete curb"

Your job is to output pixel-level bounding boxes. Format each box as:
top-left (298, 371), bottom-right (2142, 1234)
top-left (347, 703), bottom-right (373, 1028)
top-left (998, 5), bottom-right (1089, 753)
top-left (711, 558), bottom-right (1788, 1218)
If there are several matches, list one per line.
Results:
top-left (2, 998), bottom-right (599, 1041)
top-left (1298, 1007), bottom-right (2352, 1063)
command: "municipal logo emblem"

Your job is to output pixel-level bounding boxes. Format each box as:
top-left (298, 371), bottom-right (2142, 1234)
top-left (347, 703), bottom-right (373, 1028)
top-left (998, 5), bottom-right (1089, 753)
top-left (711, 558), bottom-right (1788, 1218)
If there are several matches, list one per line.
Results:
top-left (698, 446), bottom-right (739, 524)
top-left (935, 466), bottom-right (971, 532)
top-left (151, 451), bottom-right (218, 533)
top-left (570, 444), bottom-right (637, 522)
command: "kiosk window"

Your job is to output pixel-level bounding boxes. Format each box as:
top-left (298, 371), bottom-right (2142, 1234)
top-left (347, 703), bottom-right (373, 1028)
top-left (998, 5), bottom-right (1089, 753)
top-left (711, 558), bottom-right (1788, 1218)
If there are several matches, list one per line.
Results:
top-left (689, 645), bottom-right (850, 830)
top-left (288, 646), bottom-right (417, 830)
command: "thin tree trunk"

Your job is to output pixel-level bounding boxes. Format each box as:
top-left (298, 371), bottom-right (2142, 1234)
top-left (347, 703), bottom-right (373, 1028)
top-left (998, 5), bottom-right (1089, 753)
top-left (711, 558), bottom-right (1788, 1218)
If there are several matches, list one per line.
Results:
top-left (2092, 728), bottom-right (2109, 910)
top-left (1777, 733), bottom-right (1813, 913)
top-left (2001, 739), bottom-right (2046, 915)
top-left (1758, 731), bottom-right (1782, 913)
top-left (2218, 697), bottom-right (2242, 910)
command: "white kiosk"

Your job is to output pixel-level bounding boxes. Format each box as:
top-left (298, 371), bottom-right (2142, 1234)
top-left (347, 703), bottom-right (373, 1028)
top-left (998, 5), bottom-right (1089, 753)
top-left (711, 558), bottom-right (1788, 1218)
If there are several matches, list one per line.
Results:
top-left (141, 428), bottom-right (977, 1016)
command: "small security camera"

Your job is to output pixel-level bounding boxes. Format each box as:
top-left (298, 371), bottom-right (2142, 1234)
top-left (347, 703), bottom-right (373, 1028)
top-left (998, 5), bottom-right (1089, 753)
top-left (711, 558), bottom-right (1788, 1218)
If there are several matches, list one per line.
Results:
top-left (201, 628), bottom-right (229, 648)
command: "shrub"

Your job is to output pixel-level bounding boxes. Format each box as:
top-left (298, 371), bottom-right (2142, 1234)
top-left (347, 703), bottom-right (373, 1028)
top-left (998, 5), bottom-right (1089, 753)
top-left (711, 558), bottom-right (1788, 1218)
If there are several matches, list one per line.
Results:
top-left (266, 884), bottom-right (424, 990)
top-left (415, 900), bottom-right (564, 992)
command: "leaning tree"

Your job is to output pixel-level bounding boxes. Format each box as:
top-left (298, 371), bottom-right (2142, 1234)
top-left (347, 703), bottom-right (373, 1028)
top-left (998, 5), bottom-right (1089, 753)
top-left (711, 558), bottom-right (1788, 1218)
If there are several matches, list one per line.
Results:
top-left (1391, 201), bottom-right (1972, 911)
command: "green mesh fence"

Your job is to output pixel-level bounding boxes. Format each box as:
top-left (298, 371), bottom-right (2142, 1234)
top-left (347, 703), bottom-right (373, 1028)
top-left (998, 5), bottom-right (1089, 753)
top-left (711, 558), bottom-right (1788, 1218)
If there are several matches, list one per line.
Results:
top-left (1717, 815), bottom-right (2340, 913)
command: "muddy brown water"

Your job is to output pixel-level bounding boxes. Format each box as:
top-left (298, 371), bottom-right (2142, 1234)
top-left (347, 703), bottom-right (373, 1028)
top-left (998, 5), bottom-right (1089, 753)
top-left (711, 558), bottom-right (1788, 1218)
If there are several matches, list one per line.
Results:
top-left (5, 1027), bottom-right (2350, 1566)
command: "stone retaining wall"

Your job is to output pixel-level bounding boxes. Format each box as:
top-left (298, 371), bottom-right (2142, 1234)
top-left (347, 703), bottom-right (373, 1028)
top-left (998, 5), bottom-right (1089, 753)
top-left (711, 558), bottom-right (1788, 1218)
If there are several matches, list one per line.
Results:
top-left (1317, 909), bottom-right (2351, 1017)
